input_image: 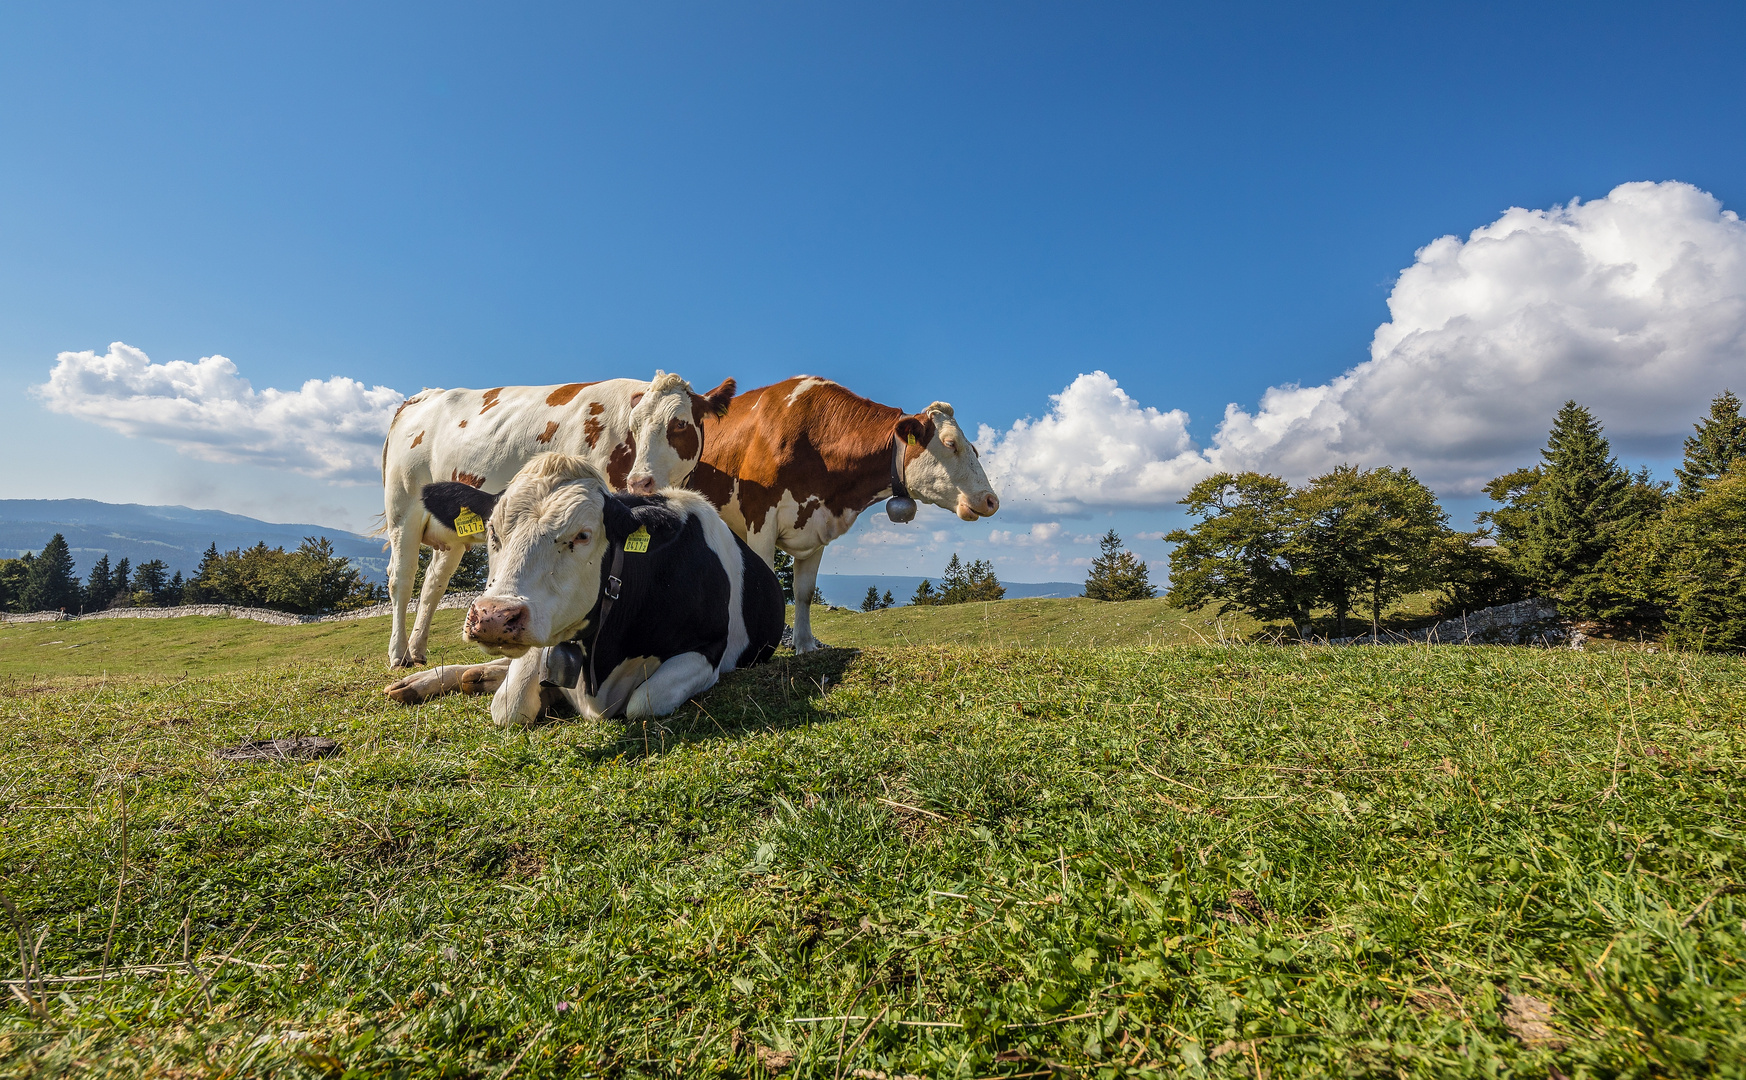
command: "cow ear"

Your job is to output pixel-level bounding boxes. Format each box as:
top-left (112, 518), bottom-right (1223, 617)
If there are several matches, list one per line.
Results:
top-left (601, 495), bottom-right (640, 545)
top-left (629, 392), bottom-right (645, 408)
top-left (693, 378), bottom-right (735, 422)
top-left (894, 414), bottom-right (935, 447)
top-left (421, 482), bottom-right (501, 531)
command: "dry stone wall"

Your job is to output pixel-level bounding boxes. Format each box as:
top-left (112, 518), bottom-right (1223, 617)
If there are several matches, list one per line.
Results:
top-left (0, 592), bottom-right (483, 627)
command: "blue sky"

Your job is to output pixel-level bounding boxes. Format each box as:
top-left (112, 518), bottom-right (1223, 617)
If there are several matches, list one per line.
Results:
top-left (5, 2), bottom-right (1745, 581)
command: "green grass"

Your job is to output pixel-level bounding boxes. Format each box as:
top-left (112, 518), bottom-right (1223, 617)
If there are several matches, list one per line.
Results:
top-left (2, 637), bottom-right (1742, 1078)
top-left (0, 611), bottom-right (483, 679)
top-left (807, 598), bottom-right (1261, 650)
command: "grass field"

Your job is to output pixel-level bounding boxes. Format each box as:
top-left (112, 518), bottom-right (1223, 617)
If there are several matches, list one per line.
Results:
top-left (1, 615), bottom-right (1743, 1077)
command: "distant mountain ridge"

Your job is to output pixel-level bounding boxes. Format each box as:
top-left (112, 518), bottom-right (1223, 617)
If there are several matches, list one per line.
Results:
top-left (0, 499), bottom-right (389, 582)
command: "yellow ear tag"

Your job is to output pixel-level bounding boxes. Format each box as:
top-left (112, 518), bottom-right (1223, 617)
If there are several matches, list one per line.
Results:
top-left (623, 525), bottom-right (651, 553)
top-left (906, 434), bottom-right (917, 445)
top-left (454, 508), bottom-right (485, 540)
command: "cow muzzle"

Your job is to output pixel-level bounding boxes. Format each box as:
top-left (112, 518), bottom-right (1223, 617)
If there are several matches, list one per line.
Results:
top-left (625, 474), bottom-right (658, 495)
top-left (465, 598), bottom-right (533, 651)
top-left (956, 492), bottom-right (1000, 521)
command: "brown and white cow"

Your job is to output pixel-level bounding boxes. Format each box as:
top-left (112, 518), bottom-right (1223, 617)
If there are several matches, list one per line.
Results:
top-left (379, 372), bottom-right (734, 668)
top-left (688, 376), bottom-right (1001, 652)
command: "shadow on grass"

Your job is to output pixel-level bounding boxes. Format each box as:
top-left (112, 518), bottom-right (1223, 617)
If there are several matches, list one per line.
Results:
top-left (578, 646), bottom-right (862, 761)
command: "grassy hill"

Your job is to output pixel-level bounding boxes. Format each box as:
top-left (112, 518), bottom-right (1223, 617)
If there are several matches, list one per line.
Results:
top-left (809, 596), bottom-right (1261, 650)
top-left (1, 630), bottom-right (1741, 1076)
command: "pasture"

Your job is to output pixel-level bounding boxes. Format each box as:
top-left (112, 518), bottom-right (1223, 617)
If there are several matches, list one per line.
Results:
top-left (0, 613), bottom-right (1742, 1077)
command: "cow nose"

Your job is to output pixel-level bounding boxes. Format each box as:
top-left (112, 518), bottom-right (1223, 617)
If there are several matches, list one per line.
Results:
top-left (980, 493), bottom-right (1000, 516)
top-left (626, 474), bottom-right (657, 495)
top-left (465, 599), bottom-right (531, 646)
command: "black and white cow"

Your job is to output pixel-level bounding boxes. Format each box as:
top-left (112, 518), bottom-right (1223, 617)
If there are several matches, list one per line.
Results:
top-left (387, 453), bottom-right (783, 725)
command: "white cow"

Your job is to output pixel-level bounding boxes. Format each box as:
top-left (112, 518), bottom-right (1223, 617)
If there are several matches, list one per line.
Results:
top-left (379, 372), bottom-right (734, 668)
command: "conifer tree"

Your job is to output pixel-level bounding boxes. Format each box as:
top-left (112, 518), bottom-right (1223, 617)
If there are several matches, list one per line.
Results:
top-left (862, 586), bottom-right (883, 612)
top-left (111, 558), bottom-right (132, 605)
top-left (166, 571), bottom-right (185, 607)
top-left (132, 559), bottom-right (170, 604)
top-left (909, 579), bottom-right (937, 606)
top-left (937, 553), bottom-right (1004, 603)
top-left (22, 534), bottom-right (80, 612)
top-left (1517, 402), bottom-right (1665, 618)
top-left (85, 554), bottom-right (112, 611)
top-left (1675, 390), bottom-right (1746, 497)
top-left (881, 589), bottom-right (894, 609)
top-left (1083, 530), bottom-right (1154, 602)
top-left (773, 550), bottom-right (795, 603)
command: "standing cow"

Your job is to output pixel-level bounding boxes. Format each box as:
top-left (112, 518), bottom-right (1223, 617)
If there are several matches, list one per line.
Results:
top-left (379, 372), bottom-right (734, 668)
top-left (688, 376), bottom-right (1001, 652)
top-left (412, 455), bottom-right (783, 726)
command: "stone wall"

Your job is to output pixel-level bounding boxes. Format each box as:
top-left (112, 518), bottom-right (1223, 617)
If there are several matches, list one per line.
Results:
top-left (0, 592), bottom-right (482, 627)
top-left (1328, 598), bottom-right (1567, 647)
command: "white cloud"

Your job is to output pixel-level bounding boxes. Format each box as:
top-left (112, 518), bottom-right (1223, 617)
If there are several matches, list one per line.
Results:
top-left (988, 522), bottom-right (1063, 546)
top-left (36, 343), bottom-right (403, 484)
top-left (1208, 180), bottom-right (1746, 490)
top-left (1132, 530), bottom-right (1169, 541)
top-left (978, 181), bottom-right (1746, 511)
top-left (978, 370), bottom-right (1212, 515)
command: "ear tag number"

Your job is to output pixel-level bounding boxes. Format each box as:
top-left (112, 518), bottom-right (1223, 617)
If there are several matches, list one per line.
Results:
top-left (906, 434), bottom-right (917, 445)
top-left (454, 508), bottom-right (485, 540)
top-left (623, 525), bottom-right (651, 553)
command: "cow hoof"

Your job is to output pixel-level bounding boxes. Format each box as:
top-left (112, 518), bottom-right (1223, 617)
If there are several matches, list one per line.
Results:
top-left (383, 677), bottom-right (426, 704)
top-left (388, 657), bottom-right (419, 671)
top-left (792, 638), bottom-right (827, 654)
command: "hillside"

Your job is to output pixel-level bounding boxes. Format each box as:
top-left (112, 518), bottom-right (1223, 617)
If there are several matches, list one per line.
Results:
top-left (1, 640), bottom-right (1740, 1076)
top-left (0, 498), bottom-right (389, 581)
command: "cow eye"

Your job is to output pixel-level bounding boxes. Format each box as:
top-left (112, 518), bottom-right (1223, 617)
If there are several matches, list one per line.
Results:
top-left (943, 437), bottom-right (958, 452)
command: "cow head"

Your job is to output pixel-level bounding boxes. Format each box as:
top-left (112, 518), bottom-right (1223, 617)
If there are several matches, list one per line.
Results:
top-left (421, 454), bottom-right (637, 656)
top-left (895, 402), bottom-right (1001, 522)
top-left (622, 372), bottom-right (735, 495)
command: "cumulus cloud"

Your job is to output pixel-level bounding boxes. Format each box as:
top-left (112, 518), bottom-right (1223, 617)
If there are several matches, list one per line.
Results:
top-left (979, 181), bottom-right (1746, 512)
top-left (36, 343), bottom-right (403, 483)
top-left (1209, 180), bottom-right (1746, 489)
top-left (978, 371), bottom-right (1212, 515)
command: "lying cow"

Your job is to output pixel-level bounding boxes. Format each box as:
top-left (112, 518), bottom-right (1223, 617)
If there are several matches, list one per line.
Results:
top-left (689, 377), bottom-right (1001, 652)
top-left (390, 454), bottom-right (783, 725)
top-left (379, 372), bottom-right (734, 668)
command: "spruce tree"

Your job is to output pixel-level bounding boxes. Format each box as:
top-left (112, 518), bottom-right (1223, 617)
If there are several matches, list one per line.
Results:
top-left (1083, 530), bottom-right (1155, 602)
top-left (881, 589), bottom-right (894, 609)
top-left (1520, 402), bottom-right (1665, 618)
top-left (85, 554), bottom-right (112, 611)
top-left (861, 586), bottom-right (882, 612)
top-left (1675, 390), bottom-right (1746, 497)
top-left (22, 534), bottom-right (80, 612)
top-left (111, 558), bottom-right (132, 605)
top-left (909, 579), bottom-right (937, 606)
top-left (166, 571), bottom-right (185, 607)
top-left (773, 550), bottom-right (795, 603)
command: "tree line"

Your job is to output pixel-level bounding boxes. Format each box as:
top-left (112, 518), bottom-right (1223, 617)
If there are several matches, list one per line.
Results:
top-left (0, 536), bottom-right (392, 617)
top-left (1162, 392), bottom-right (1746, 648)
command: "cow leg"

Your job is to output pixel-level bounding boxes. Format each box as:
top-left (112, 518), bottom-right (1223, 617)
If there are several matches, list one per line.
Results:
top-left (586, 656), bottom-right (662, 719)
top-left (384, 656), bottom-right (511, 704)
top-left (407, 542), bottom-right (466, 665)
top-left (788, 546), bottom-right (828, 653)
top-left (490, 652), bottom-right (547, 727)
top-left (625, 652), bottom-right (718, 718)
top-left (384, 513), bottom-right (425, 669)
